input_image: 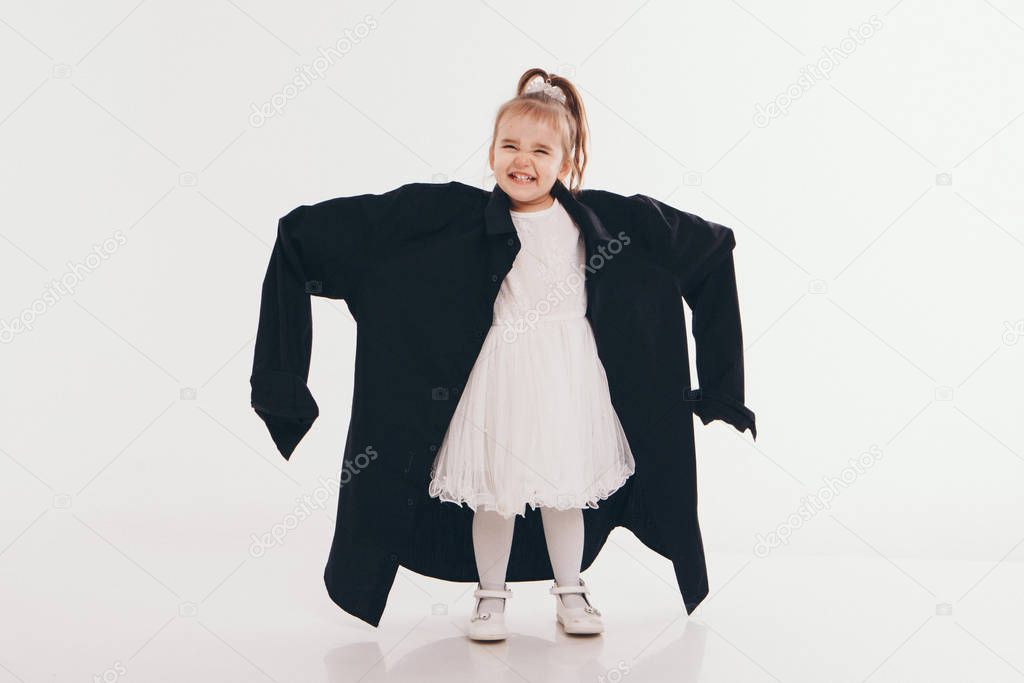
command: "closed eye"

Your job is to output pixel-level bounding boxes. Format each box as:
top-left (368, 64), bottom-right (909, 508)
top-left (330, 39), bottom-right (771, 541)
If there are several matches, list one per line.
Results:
top-left (503, 144), bottom-right (548, 155)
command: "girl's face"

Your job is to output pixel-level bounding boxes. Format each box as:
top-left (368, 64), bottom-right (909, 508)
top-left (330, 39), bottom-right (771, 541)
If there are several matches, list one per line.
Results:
top-left (489, 113), bottom-right (571, 211)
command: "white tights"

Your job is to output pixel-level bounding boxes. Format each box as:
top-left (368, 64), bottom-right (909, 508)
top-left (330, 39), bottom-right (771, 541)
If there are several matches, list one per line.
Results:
top-left (472, 506), bottom-right (588, 614)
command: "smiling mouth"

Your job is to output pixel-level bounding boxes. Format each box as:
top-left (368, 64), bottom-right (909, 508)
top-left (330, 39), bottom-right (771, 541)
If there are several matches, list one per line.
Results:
top-left (509, 171), bottom-right (535, 184)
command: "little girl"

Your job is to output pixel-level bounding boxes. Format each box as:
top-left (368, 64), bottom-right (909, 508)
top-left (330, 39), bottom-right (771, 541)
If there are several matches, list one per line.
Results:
top-left (426, 68), bottom-right (632, 640)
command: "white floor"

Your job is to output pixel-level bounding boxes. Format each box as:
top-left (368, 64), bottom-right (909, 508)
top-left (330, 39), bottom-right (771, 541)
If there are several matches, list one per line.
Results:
top-left (2, 523), bottom-right (1019, 683)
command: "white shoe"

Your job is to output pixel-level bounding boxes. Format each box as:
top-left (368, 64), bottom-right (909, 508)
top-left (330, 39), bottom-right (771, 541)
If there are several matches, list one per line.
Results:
top-left (551, 578), bottom-right (604, 634)
top-left (468, 583), bottom-right (512, 641)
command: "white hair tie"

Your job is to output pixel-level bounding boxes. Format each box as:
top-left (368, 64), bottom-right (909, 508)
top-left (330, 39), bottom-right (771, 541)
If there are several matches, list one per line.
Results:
top-left (523, 74), bottom-right (567, 104)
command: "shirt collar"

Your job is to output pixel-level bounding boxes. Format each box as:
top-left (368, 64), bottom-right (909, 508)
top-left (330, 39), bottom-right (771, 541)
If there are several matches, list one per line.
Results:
top-left (484, 177), bottom-right (614, 246)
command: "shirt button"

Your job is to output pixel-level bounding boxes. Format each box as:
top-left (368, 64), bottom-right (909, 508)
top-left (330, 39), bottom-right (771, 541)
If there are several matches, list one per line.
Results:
top-left (389, 553), bottom-right (398, 561)
top-left (491, 274), bottom-right (499, 282)
top-left (407, 497), bottom-right (414, 506)
top-left (506, 237), bottom-right (514, 246)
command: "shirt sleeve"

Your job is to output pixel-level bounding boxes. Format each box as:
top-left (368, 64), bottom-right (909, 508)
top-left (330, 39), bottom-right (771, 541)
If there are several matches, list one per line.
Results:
top-left (633, 195), bottom-right (757, 441)
top-left (249, 196), bottom-right (375, 460)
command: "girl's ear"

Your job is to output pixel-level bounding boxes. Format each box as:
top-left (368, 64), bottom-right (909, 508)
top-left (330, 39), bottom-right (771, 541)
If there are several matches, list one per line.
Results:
top-left (559, 155), bottom-right (571, 179)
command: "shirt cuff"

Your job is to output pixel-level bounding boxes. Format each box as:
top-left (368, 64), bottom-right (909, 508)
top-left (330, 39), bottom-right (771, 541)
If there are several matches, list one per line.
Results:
top-left (686, 388), bottom-right (757, 440)
top-left (250, 370), bottom-right (319, 459)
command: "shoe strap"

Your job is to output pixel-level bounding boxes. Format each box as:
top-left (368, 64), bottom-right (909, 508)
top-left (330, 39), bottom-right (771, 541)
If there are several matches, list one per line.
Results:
top-left (550, 581), bottom-right (590, 596)
top-left (474, 587), bottom-right (512, 599)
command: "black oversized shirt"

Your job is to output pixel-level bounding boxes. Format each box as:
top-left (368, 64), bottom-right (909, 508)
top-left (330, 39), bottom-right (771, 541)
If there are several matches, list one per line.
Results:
top-left (250, 177), bottom-right (756, 627)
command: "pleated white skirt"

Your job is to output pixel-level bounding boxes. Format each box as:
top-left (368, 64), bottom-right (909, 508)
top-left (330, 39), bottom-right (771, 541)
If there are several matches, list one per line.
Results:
top-left (427, 314), bottom-right (636, 519)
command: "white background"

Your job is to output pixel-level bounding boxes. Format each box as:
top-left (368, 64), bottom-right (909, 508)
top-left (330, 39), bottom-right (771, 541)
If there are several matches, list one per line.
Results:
top-left (0, 1), bottom-right (1021, 681)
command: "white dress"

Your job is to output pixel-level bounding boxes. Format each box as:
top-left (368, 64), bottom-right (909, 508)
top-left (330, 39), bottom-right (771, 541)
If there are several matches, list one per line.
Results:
top-left (427, 197), bottom-right (636, 519)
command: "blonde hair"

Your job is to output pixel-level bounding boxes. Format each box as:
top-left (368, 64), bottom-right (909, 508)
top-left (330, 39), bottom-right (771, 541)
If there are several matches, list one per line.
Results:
top-left (491, 67), bottom-right (590, 195)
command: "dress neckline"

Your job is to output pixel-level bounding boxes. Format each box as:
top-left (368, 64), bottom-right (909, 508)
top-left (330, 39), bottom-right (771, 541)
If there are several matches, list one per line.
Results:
top-left (509, 197), bottom-right (560, 218)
